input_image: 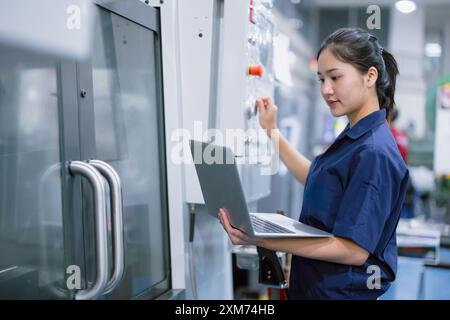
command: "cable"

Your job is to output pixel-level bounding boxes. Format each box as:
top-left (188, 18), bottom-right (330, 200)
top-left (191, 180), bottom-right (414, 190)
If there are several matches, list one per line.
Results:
top-left (189, 203), bottom-right (196, 242)
top-left (188, 203), bottom-right (198, 299)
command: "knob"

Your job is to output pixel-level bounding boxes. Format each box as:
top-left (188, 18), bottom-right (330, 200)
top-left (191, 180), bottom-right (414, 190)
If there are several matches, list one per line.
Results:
top-left (248, 64), bottom-right (263, 77)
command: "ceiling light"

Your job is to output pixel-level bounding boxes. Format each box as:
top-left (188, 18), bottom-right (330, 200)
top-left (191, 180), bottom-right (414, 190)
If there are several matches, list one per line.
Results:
top-left (395, 1), bottom-right (417, 14)
top-left (425, 43), bottom-right (442, 58)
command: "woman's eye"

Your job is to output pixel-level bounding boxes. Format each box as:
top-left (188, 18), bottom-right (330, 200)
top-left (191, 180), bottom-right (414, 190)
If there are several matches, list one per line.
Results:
top-left (331, 76), bottom-right (340, 81)
top-left (318, 78), bottom-right (324, 83)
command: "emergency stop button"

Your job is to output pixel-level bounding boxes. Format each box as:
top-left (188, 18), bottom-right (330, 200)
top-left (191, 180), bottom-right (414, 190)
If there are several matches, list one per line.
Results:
top-left (248, 64), bottom-right (263, 77)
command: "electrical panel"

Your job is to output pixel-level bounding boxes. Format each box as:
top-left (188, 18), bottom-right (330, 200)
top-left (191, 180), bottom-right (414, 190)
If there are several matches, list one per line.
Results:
top-left (220, 0), bottom-right (276, 202)
top-left (182, 0), bottom-right (277, 204)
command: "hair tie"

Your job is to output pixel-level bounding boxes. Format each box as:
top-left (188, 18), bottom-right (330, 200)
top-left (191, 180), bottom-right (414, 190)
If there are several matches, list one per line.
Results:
top-left (379, 46), bottom-right (384, 55)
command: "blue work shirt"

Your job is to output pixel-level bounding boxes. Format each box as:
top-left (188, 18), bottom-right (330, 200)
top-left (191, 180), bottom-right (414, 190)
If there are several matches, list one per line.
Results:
top-left (289, 109), bottom-right (409, 300)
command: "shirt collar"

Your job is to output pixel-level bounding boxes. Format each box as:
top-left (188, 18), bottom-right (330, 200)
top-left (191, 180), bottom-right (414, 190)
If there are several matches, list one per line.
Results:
top-left (340, 109), bottom-right (387, 141)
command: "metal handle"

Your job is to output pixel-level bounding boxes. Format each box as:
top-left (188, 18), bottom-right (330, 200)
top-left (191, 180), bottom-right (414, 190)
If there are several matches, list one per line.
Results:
top-left (69, 161), bottom-right (109, 300)
top-left (88, 160), bottom-right (125, 295)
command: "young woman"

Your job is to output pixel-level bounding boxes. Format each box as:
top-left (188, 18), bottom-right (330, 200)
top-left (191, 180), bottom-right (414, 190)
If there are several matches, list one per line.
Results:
top-left (218, 28), bottom-right (410, 299)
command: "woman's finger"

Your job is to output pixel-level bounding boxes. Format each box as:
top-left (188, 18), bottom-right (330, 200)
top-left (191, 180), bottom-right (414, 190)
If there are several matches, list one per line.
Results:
top-left (219, 208), bottom-right (235, 234)
top-left (261, 96), bottom-right (272, 107)
top-left (218, 209), bottom-right (223, 223)
top-left (218, 210), bottom-right (226, 231)
top-left (219, 208), bottom-right (232, 229)
top-left (256, 99), bottom-right (267, 113)
top-left (219, 211), bottom-right (241, 244)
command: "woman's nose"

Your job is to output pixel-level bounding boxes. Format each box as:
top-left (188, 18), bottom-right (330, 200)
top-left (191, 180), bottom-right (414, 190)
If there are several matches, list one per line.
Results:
top-left (321, 81), bottom-right (334, 96)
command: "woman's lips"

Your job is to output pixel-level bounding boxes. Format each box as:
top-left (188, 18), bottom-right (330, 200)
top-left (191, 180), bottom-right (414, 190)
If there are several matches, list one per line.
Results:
top-left (327, 100), bottom-right (339, 108)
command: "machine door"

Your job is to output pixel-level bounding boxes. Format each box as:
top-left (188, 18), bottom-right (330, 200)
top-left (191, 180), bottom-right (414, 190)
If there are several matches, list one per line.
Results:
top-left (77, 1), bottom-right (171, 299)
top-left (0, 45), bottom-right (84, 299)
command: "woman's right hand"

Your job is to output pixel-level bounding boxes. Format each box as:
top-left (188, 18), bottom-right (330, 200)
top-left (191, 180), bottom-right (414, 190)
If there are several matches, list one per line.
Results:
top-left (256, 97), bottom-right (278, 137)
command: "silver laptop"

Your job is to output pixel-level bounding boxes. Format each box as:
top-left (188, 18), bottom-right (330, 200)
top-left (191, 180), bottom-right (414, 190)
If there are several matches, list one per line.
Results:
top-left (190, 140), bottom-right (332, 238)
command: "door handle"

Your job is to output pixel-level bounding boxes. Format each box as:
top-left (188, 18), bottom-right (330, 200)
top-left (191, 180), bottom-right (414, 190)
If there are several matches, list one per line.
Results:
top-left (88, 160), bottom-right (125, 295)
top-left (69, 161), bottom-right (109, 300)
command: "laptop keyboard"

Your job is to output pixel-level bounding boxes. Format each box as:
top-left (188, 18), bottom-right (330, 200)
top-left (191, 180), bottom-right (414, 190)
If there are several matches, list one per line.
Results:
top-left (250, 215), bottom-right (295, 234)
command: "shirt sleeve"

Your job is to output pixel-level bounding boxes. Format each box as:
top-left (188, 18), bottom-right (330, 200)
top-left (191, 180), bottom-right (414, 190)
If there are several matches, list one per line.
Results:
top-left (332, 147), bottom-right (404, 254)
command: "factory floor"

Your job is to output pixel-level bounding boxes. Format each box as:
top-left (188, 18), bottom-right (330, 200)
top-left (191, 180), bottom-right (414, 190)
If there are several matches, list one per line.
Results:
top-left (381, 248), bottom-right (450, 300)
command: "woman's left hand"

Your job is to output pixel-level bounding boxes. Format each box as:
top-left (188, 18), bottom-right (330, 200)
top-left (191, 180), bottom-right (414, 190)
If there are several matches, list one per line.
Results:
top-left (218, 208), bottom-right (262, 246)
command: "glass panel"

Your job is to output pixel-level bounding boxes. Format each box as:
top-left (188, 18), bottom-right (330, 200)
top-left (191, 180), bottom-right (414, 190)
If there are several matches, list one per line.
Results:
top-left (0, 45), bottom-right (67, 299)
top-left (90, 8), bottom-right (169, 299)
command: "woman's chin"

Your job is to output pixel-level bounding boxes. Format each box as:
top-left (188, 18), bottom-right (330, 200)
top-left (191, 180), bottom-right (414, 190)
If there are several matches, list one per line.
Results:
top-left (329, 108), bottom-right (345, 118)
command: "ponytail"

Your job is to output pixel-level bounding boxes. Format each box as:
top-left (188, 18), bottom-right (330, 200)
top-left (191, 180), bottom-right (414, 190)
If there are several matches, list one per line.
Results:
top-left (379, 48), bottom-right (399, 122)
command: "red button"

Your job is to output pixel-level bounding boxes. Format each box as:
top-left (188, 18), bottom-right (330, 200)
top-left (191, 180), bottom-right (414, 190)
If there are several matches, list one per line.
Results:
top-left (248, 64), bottom-right (263, 77)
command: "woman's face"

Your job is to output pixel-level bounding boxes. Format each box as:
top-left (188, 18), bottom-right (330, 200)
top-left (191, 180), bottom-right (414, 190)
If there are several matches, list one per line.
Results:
top-left (317, 48), bottom-right (370, 118)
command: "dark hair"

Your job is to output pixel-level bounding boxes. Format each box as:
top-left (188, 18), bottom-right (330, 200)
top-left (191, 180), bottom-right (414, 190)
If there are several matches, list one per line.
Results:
top-left (317, 27), bottom-right (399, 121)
top-left (391, 108), bottom-right (399, 122)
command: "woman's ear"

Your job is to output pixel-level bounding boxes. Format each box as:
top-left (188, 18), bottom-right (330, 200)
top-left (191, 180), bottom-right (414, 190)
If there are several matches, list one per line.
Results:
top-left (366, 66), bottom-right (378, 88)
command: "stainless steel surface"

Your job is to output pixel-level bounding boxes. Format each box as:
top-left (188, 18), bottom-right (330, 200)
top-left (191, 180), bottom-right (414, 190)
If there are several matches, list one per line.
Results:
top-left (69, 161), bottom-right (108, 300)
top-left (88, 159), bottom-right (124, 295)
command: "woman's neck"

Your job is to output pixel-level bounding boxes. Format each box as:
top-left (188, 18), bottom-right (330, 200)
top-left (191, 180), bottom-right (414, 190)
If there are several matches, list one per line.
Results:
top-left (347, 98), bottom-right (380, 128)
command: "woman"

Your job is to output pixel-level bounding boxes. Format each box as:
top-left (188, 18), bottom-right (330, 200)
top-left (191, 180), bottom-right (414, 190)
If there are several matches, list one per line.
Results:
top-left (218, 27), bottom-right (410, 299)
